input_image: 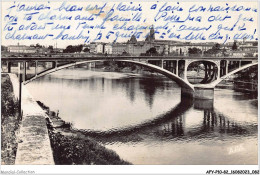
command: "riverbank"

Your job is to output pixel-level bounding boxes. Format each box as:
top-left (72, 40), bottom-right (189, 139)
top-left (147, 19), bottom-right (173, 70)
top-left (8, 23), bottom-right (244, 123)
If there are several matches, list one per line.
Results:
top-left (100, 61), bottom-right (162, 76)
top-left (250, 99), bottom-right (258, 107)
top-left (37, 101), bottom-right (131, 165)
top-left (1, 74), bottom-right (20, 165)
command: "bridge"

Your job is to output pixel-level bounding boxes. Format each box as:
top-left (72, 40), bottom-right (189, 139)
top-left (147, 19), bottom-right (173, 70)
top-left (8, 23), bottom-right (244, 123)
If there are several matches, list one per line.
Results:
top-left (1, 56), bottom-right (258, 100)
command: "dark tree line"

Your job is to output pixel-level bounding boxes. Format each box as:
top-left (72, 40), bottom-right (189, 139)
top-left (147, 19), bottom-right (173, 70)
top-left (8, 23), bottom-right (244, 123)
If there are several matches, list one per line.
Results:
top-left (63, 45), bottom-right (83, 53)
top-left (1, 45), bottom-right (7, 51)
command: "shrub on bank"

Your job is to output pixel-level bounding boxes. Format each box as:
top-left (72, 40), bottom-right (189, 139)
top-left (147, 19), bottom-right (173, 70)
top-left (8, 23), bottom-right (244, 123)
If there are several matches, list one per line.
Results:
top-left (1, 74), bottom-right (20, 165)
top-left (48, 129), bottom-right (130, 165)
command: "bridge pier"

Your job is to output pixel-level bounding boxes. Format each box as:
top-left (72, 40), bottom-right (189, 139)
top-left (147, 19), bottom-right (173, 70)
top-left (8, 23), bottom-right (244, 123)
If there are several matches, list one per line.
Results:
top-left (23, 61), bottom-right (27, 82)
top-left (181, 88), bottom-right (194, 99)
top-left (176, 60), bottom-right (178, 75)
top-left (35, 61), bottom-right (38, 76)
top-left (52, 61), bottom-right (57, 69)
top-left (226, 60), bottom-right (229, 75)
top-left (194, 99), bottom-right (214, 110)
top-left (194, 87), bottom-right (214, 100)
top-left (181, 87), bottom-right (214, 100)
top-left (7, 61), bottom-right (12, 73)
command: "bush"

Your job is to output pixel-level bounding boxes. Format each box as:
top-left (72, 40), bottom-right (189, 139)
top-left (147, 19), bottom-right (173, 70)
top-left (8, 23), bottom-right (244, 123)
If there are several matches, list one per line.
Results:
top-left (48, 129), bottom-right (131, 165)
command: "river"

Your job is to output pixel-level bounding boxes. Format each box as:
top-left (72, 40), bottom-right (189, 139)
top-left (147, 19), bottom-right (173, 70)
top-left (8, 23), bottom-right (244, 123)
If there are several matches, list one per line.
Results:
top-left (26, 67), bottom-right (258, 165)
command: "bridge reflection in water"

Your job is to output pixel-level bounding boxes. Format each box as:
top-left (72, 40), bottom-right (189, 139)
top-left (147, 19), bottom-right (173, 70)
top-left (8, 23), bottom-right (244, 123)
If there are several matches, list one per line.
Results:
top-left (83, 97), bottom-right (255, 144)
top-left (161, 100), bottom-right (247, 138)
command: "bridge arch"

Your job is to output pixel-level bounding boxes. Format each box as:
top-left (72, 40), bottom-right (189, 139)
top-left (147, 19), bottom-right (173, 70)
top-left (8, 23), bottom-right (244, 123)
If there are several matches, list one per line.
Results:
top-left (186, 59), bottom-right (219, 68)
top-left (186, 59), bottom-right (219, 84)
top-left (210, 62), bottom-right (258, 87)
top-left (24, 60), bottom-right (194, 91)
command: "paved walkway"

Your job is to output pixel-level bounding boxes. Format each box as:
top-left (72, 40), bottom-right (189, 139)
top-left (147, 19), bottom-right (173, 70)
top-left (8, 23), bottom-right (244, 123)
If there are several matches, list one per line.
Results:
top-left (8, 74), bottom-right (54, 165)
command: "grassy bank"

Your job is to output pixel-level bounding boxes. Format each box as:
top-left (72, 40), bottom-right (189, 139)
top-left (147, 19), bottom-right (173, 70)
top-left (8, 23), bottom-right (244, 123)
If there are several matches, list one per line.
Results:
top-left (37, 102), bottom-right (131, 165)
top-left (1, 74), bottom-right (20, 165)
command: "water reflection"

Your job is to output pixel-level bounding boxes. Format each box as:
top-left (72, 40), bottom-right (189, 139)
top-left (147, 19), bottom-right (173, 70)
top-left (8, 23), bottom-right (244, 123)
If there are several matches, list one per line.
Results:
top-left (86, 97), bottom-right (257, 145)
top-left (26, 68), bottom-right (258, 165)
top-left (26, 69), bottom-right (182, 131)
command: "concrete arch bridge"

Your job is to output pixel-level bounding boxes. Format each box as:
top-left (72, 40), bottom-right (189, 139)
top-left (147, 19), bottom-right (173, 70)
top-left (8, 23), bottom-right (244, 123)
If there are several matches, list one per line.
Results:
top-left (1, 56), bottom-right (258, 100)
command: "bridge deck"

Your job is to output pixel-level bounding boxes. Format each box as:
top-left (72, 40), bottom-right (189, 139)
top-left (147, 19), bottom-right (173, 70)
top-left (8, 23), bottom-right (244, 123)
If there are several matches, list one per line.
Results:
top-left (1, 56), bottom-right (257, 62)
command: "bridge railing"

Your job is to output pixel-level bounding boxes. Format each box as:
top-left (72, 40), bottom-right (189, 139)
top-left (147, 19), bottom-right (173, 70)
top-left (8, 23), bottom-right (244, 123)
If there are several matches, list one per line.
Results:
top-left (2, 50), bottom-right (258, 59)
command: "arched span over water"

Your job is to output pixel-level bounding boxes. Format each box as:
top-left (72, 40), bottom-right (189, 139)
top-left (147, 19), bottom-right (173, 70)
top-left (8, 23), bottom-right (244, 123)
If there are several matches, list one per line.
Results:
top-left (24, 59), bottom-right (195, 91)
top-left (24, 59), bottom-right (258, 90)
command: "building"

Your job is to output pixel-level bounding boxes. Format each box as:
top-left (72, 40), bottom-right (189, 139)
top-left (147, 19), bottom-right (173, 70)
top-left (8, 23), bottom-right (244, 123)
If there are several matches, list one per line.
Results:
top-left (127, 41), bottom-right (153, 56)
top-left (239, 41), bottom-right (258, 52)
top-left (97, 25), bottom-right (258, 57)
top-left (191, 42), bottom-right (216, 52)
top-left (145, 26), bottom-right (155, 42)
top-left (169, 43), bottom-right (189, 55)
top-left (96, 43), bottom-right (104, 54)
top-left (104, 44), bottom-right (112, 54)
top-left (89, 42), bottom-right (106, 54)
top-left (240, 45), bottom-right (258, 52)
top-left (53, 48), bottom-right (64, 53)
top-left (124, 32), bottom-right (169, 56)
top-left (112, 43), bottom-right (127, 55)
top-left (89, 43), bottom-right (97, 53)
top-left (7, 45), bottom-right (37, 53)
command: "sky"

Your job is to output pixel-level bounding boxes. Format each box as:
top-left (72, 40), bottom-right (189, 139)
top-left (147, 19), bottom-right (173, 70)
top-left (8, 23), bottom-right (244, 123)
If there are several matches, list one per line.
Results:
top-left (1, 1), bottom-right (258, 48)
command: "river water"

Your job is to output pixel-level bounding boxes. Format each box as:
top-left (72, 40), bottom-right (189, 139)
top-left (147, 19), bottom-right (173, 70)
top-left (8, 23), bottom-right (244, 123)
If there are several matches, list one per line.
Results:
top-left (26, 67), bottom-right (258, 165)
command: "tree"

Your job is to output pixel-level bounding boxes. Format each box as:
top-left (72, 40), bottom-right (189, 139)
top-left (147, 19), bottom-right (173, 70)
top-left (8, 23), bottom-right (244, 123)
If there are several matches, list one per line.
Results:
top-left (64, 45), bottom-right (74, 53)
top-left (232, 41), bottom-right (238, 50)
top-left (204, 43), bottom-right (223, 55)
top-left (212, 43), bottom-right (221, 50)
top-left (48, 45), bottom-right (54, 50)
top-left (121, 51), bottom-right (130, 56)
top-left (76, 44), bottom-right (83, 53)
top-left (63, 45), bottom-right (83, 53)
top-left (36, 43), bottom-right (43, 48)
top-left (1, 45), bottom-right (7, 51)
top-left (188, 47), bottom-right (202, 54)
top-left (146, 47), bottom-right (158, 56)
top-left (83, 47), bottom-right (90, 52)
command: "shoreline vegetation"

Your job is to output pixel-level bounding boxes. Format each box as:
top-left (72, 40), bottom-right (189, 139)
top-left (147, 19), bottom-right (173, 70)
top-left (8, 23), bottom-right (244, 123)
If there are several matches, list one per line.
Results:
top-left (92, 61), bottom-right (164, 76)
top-left (1, 74), bottom-right (20, 165)
top-left (37, 101), bottom-right (131, 165)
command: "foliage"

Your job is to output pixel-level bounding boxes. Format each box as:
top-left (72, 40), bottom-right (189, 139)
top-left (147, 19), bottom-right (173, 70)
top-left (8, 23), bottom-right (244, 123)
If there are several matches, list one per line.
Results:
top-left (234, 66), bottom-right (258, 81)
top-left (252, 42), bottom-right (258, 46)
top-left (1, 45), bottom-right (7, 51)
top-left (212, 43), bottom-right (221, 50)
top-left (1, 74), bottom-right (20, 165)
top-left (188, 47), bottom-right (202, 54)
top-left (48, 45), bottom-right (54, 50)
top-left (232, 41), bottom-right (238, 50)
top-left (63, 45), bottom-right (83, 53)
top-left (144, 47), bottom-right (159, 56)
top-left (1, 75), bottom-right (17, 122)
top-left (36, 43), bottom-right (43, 48)
top-left (204, 43), bottom-right (223, 55)
top-left (83, 47), bottom-right (90, 52)
top-left (204, 49), bottom-right (220, 55)
top-left (121, 51), bottom-right (131, 56)
top-left (48, 130), bottom-right (131, 165)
